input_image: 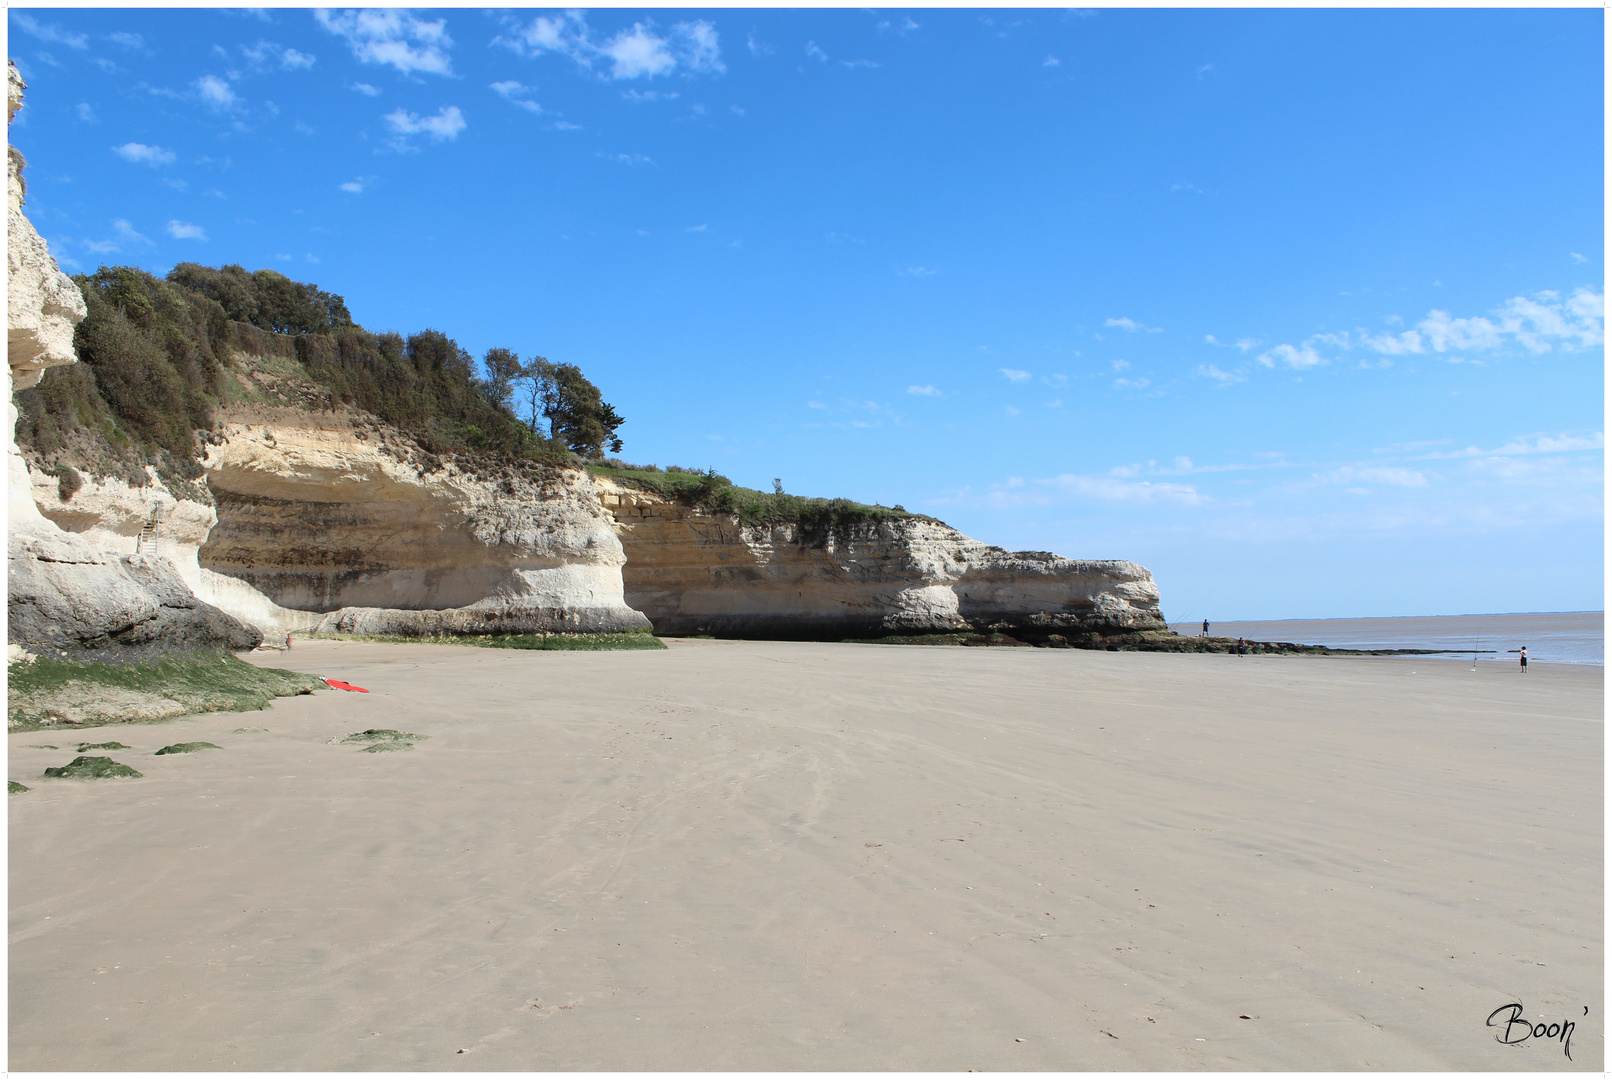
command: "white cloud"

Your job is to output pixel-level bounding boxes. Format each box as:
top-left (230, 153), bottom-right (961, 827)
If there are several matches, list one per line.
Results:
top-left (907, 385), bottom-right (941, 396)
top-left (352, 82), bottom-right (380, 96)
top-left (1196, 364), bottom-right (1246, 384)
top-left (730, 104), bottom-right (745, 116)
top-left (1043, 55), bottom-right (1060, 67)
top-left (107, 31), bottom-right (144, 50)
top-left (13, 14), bottom-right (88, 50)
top-left (840, 59), bottom-right (880, 69)
top-left (999, 368), bottom-right (1031, 383)
top-left (1570, 252), bottom-right (1586, 264)
top-left (491, 81), bottom-right (543, 113)
top-left (1104, 316), bottom-right (1161, 333)
top-left (384, 105), bottom-right (466, 142)
top-left (1257, 343), bottom-right (1324, 370)
top-left (686, 223), bottom-right (707, 232)
top-left (339, 179), bottom-right (365, 193)
top-left (316, 9), bottom-right (453, 76)
top-left (622, 89), bottom-right (678, 103)
top-left (498, 13), bottom-right (723, 79)
top-left (600, 153), bottom-right (653, 167)
top-left (898, 266), bottom-right (936, 277)
top-left (805, 41), bottom-right (829, 62)
top-left (980, 473), bottom-right (1203, 508)
top-left (1110, 359), bottom-right (1129, 371)
top-left (1316, 466), bottom-right (1428, 488)
top-left (166, 220), bottom-right (207, 240)
top-left (746, 32), bottom-right (773, 58)
top-left (76, 103), bottom-right (96, 123)
top-left (1113, 377), bottom-right (1151, 390)
top-left (194, 75), bottom-right (238, 111)
top-left (113, 142), bottom-right (175, 166)
top-left (244, 41), bottom-right (315, 70)
top-left (113, 219), bottom-right (150, 245)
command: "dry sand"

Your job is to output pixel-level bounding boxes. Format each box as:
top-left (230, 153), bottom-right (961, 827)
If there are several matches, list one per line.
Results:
top-left (8, 639), bottom-right (1602, 1070)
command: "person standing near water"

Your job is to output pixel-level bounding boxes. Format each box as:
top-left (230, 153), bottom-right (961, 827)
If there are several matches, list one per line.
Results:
top-left (1202, 618), bottom-right (1210, 637)
top-left (1520, 645), bottom-right (1527, 673)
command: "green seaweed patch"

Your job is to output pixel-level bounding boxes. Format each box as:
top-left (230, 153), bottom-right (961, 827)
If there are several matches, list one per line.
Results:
top-left (342, 728), bottom-right (424, 747)
top-left (233, 727), bottom-right (269, 734)
top-left (25, 744), bottom-right (58, 750)
top-left (78, 741), bottom-right (131, 752)
top-left (362, 742), bottom-right (411, 752)
top-left (10, 780), bottom-right (30, 794)
top-left (845, 632), bottom-right (1031, 648)
top-left (43, 755), bottom-right (143, 779)
top-left (303, 630), bottom-right (666, 651)
top-left (7, 649), bottom-right (320, 733)
top-left (154, 742), bottom-right (222, 755)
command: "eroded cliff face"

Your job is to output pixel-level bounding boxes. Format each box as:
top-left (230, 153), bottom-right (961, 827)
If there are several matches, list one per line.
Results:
top-left (7, 62), bottom-right (260, 661)
top-left (596, 478), bottom-right (1164, 641)
top-left (193, 409), bottom-right (651, 638)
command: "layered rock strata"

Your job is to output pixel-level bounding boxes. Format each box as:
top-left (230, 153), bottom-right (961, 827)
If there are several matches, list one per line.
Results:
top-left (192, 410), bottom-right (651, 639)
top-left (7, 62), bottom-right (260, 661)
top-left (595, 478), bottom-right (1164, 641)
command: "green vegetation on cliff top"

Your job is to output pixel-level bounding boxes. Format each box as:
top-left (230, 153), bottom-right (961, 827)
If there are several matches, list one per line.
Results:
top-left (590, 462), bottom-right (935, 531)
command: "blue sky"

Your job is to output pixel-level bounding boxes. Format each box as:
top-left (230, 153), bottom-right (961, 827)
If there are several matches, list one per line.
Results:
top-left (8, 6), bottom-right (1604, 621)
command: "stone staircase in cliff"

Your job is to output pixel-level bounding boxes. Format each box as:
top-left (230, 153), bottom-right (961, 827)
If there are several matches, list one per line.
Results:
top-left (133, 505), bottom-right (168, 555)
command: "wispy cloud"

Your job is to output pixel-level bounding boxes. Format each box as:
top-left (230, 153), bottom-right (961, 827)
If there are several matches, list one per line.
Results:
top-left (113, 142), bottom-right (175, 166)
top-left (1043, 55), bottom-right (1060, 67)
top-left (999, 368), bottom-right (1031, 383)
top-left (490, 80), bottom-right (543, 113)
top-left (497, 13), bottom-right (723, 79)
top-left (384, 105), bottom-right (465, 143)
top-left (805, 41), bottom-right (829, 63)
top-left (242, 41), bottom-right (315, 70)
top-left (622, 88), bottom-right (678, 103)
top-left (338, 178), bottom-right (366, 193)
top-left (316, 9), bottom-right (453, 76)
top-left (1196, 364), bottom-right (1247, 384)
top-left (166, 220), bottom-right (207, 241)
top-left (107, 31), bottom-right (144, 50)
top-left (1105, 316), bottom-right (1162, 333)
top-left (599, 152), bottom-right (653, 167)
top-left (907, 384), bottom-right (942, 397)
top-left (351, 82), bottom-right (380, 96)
top-left (194, 75), bottom-right (239, 111)
top-left (898, 265), bottom-right (936, 277)
top-left (76, 103), bottom-right (96, 123)
top-left (12, 13), bottom-right (88, 50)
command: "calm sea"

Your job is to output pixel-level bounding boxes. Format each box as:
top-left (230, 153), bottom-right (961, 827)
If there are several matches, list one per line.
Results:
top-left (1170, 612), bottom-right (1604, 666)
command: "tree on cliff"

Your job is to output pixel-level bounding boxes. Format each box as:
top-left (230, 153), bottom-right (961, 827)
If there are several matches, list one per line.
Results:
top-left (481, 347), bottom-right (523, 410)
top-left (523, 358), bottom-right (624, 459)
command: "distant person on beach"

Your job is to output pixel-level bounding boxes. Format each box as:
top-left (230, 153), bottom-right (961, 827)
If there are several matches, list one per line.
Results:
top-left (1520, 645), bottom-right (1527, 673)
top-left (1202, 619), bottom-right (1209, 637)
top-left (1237, 637), bottom-right (1246, 657)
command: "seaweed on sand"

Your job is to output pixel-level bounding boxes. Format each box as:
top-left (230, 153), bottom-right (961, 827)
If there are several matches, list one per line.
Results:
top-left (42, 755), bottom-right (142, 779)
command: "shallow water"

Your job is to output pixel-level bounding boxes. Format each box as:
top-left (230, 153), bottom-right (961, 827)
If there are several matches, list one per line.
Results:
top-left (1170, 611), bottom-right (1604, 666)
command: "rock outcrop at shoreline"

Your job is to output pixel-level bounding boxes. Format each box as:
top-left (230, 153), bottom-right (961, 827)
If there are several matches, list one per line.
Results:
top-left (6, 61), bottom-right (260, 661)
top-left (595, 478), bottom-right (1165, 641)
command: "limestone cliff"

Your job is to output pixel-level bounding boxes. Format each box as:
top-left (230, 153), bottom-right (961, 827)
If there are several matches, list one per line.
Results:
top-left (191, 409), bottom-right (650, 639)
top-left (7, 61), bottom-right (259, 661)
top-left (595, 477), bottom-right (1164, 641)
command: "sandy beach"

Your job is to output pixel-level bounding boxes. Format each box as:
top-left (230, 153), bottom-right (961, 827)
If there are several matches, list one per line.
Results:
top-left (8, 639), bottom-right (1602, 1070)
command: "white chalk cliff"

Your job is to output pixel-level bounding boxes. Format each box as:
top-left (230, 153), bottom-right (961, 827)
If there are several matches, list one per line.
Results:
top-left (595, 477), bottom-right (1164, 641)
top-left (7, 61), bottom-right (259, 660)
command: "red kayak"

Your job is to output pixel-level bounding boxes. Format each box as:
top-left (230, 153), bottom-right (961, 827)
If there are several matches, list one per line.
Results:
top-left (323, 678), bottom-right (370, 693)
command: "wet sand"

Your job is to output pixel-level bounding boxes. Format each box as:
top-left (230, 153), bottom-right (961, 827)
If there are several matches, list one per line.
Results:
top-left (8, 639), bottom-right (1602, 1070)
